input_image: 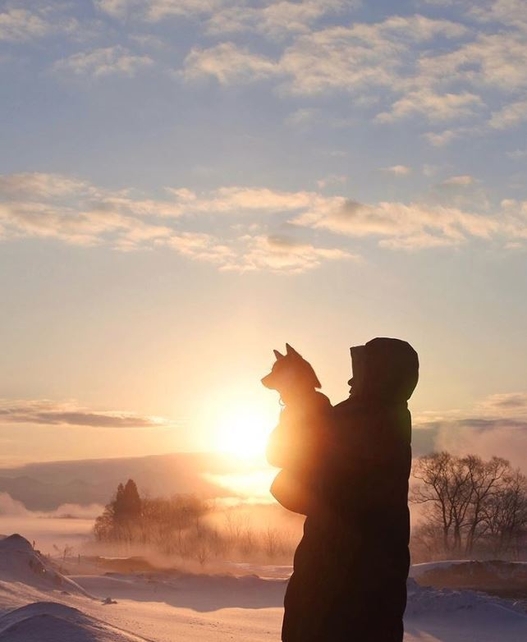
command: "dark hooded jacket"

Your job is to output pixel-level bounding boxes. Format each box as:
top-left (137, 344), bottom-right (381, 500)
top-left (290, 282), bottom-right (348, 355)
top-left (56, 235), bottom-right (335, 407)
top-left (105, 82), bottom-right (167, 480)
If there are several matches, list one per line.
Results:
top-left (329, 337), bottom-right (418, 536)
top-left (277, 337), bottom-right (419, 642)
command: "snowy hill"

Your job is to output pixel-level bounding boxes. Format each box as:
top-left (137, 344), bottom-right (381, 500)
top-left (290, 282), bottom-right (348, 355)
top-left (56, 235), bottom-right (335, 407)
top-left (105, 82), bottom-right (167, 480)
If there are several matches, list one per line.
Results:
top-left (1, 533), bottom-right (527, 641)
top-left (412, 559), bottom-right (527, 599)
top-left (0, 534), bottom-right (90, 597)
top-left (0, 602), bottom-right (150, 641)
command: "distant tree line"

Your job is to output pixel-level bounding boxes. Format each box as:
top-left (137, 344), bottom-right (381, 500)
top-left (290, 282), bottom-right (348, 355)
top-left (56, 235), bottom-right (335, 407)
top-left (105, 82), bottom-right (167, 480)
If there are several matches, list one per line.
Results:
top-left (93, 479), bottom-right (296, 564)
top-left (411, 452), bottom-right (527, 561)
top-left (94, 453), bottom-right (527, 566)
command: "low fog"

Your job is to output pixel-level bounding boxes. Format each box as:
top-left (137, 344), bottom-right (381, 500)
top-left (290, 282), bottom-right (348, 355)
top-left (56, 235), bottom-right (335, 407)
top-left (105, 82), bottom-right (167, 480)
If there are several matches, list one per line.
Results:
top-left (0, 488), bottom-right (304, 574)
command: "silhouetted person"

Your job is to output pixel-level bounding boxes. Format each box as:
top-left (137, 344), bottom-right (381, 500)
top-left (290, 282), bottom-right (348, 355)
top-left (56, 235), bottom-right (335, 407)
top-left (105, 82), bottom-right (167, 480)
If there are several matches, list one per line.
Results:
top-left (264, 337), bottom-right (419, 642)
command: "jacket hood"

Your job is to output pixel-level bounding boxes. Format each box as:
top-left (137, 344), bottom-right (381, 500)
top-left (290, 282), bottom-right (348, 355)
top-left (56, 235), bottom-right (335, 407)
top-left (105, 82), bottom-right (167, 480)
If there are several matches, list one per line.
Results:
top-left (350, 337), bottom-right (419, 403)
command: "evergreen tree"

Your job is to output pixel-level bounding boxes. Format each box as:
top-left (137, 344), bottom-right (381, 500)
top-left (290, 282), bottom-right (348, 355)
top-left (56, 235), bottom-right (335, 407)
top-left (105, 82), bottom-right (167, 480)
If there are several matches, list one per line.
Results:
top-left (114, 479), bottom-right (142, 522)
top-left (93, 478), bottom-right (142, 541)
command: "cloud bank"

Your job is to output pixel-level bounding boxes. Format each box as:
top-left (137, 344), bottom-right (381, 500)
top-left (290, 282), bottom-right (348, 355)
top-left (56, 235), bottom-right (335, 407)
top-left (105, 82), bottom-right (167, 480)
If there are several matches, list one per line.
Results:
top-left (1, 172), bottom-right (527, 271)
top-left (0, 399), bottom-right (173, 429)
top-left (4, 0), bottom-right (527, 143)
top-left (414, 392), bottom-right (527, 472)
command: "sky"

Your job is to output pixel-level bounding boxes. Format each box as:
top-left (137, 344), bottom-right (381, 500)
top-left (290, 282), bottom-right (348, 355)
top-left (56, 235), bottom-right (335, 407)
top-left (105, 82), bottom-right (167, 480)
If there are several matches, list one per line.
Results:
top-left (1, 0), bottom-right (527, 468)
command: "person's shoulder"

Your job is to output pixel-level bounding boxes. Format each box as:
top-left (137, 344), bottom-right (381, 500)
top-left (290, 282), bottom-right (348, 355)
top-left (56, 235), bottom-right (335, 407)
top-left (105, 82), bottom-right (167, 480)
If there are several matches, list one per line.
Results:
top-left (332, 396), bottom-right (365, 422)
top-left (333, 396), bottom-right (353, 412)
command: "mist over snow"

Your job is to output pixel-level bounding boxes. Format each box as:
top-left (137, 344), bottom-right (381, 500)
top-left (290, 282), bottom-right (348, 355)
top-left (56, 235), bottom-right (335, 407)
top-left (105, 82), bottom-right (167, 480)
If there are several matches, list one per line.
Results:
top-left (0, 533), bottom-right (526, 641)
top-left (0, 493), bottom-right (28, 517)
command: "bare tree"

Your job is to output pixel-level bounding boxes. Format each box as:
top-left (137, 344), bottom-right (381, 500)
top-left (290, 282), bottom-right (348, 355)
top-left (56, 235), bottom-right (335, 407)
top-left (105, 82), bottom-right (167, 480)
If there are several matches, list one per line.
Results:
top-left (463, 456), bottom-right (509, 555)
top-left (411, 452), bottom-right (527, 559)
top-left (483, 469), bottom-right (527, 558)
top-left (411, 452), bottom-right (472, 553)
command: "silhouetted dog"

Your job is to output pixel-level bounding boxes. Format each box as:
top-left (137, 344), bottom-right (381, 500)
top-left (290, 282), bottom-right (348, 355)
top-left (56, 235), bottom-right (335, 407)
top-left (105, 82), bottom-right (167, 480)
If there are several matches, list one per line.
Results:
top-left (261, 343), bottom-right (321, 399)
top-left (262, 344), bottom-right (331, 514)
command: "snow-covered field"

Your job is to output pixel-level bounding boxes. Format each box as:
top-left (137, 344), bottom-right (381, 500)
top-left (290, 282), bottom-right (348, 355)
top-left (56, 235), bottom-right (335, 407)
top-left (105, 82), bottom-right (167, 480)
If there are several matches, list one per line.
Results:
top-left (1, 534), bottom-right (527, 641)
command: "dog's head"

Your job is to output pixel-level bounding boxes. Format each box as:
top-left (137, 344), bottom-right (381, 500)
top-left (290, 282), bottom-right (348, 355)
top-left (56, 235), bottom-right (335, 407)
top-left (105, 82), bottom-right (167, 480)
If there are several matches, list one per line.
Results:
top-left (261, 344), bottom-right (321, 396)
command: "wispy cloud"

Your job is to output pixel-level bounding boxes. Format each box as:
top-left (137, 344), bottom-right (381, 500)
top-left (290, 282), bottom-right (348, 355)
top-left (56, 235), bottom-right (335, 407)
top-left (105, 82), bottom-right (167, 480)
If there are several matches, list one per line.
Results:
top-left (96, 0), bottom-right (350, 35)
top-left (53, 46), bottom-right (154, 79)
top-left (440, 175), bottom-right (476, 186)
top-left (205, 0), bottom-right (349, 38)
top-left (0, 8), bottom-right (51, 42)
top-left (0, 172), bottom-right (179, 248)
top-left (285, 107), bottom-right (320, 127)
top-left (0, 399), bottom-right (173, 429)
top-left (94, 0), bottom-right (140, 19)
top-left (178, 6), bottom-right (527, 141)
top-left (0, 173), bottom-right (355, 272)
top-left (163, 231), bottom-right (236, 265)
top-left (231, 234), bottom-right (357, 273)
top-left (7, 1), bottom-right (527, 146)
top-left (428, 175), bottom-right (489, 210)
top-left (316, 174), bottom-right (348, 189)
top-left (293, 198), bottom-right (500, 249)
top-left (183, 43), bottom-right (279, 84)
top-left (6, 0), bottom-right (527, 148)
top-left (470, 0), bottom-right (527, 32)
top-left (382, 165), bottom-right (412, 176)
top-left (0, 199), bottom-right (173, 248)
top-left (2, 172), bottom-right (526, 268)
top-left (476, 392), bottom-right (527, 418)
top-left (418, 31), bottom-right (527, 92)
top-left (423, 129), bottom-right (461, 147)
top-left (0, 6), bottom-right (78, 42)
top-left (489, 98), bottom-right (527, 129)
top-left (507, 148), bottom-right (527, 159)
top-left (183, 14), bottom-right (468, 96)
top-left (418, 0), bottom-right (455, 6)
top-left (377, 89), bottom-right (482, 123)
top-left (0, 173), bottom-right (92, 198)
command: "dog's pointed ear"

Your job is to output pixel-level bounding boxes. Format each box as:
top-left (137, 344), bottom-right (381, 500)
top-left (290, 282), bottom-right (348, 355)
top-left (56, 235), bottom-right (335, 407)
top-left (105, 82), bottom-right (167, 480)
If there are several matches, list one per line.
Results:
top-left (273, 349), bottom-right (284, 360)
top-left (285, 343), bottom-right (299, 356)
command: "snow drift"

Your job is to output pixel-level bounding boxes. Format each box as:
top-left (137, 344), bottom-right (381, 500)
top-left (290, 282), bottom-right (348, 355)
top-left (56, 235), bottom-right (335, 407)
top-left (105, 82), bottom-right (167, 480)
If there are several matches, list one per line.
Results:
top-left (0, 534), bottom-right (90, 597)
top-left (1, 533), bottom-right (527, 641)
top-left (0, 602), bottom-right (150, 641)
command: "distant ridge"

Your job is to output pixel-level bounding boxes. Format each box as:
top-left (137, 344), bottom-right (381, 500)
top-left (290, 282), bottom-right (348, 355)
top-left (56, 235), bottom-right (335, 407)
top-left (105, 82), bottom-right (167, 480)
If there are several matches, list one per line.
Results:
top-left (0, 452), bottom-right (252, 510)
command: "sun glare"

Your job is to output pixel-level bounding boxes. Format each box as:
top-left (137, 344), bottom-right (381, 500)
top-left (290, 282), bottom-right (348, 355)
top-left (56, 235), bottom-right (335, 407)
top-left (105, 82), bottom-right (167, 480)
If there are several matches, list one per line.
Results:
top-left (213, 405), bottom-right (273, 460)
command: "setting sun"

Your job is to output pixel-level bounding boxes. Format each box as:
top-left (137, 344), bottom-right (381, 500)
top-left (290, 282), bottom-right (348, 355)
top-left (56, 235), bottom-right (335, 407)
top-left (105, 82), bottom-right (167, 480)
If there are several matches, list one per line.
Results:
top-left (213, 405), bottom-right (274, 459)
